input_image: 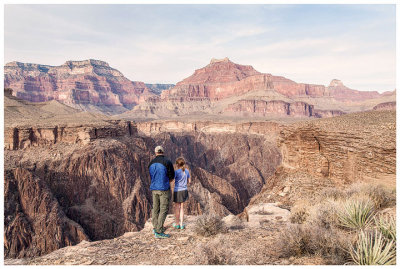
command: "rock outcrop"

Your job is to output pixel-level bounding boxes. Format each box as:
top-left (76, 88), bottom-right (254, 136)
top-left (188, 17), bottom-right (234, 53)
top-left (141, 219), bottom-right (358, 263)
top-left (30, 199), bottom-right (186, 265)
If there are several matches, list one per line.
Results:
top-left (4, 59), bottom-right (155, 112)
top-left (4, 104), bottom-right (282, 259)
top-left (249, 110), bottom-right (396, 206)
top-left (373, 101), bottom-right (396, 111)
top-left (130, 58), bottom-right (393, 119)
top-left (145, 83), bottom-right (175, 95)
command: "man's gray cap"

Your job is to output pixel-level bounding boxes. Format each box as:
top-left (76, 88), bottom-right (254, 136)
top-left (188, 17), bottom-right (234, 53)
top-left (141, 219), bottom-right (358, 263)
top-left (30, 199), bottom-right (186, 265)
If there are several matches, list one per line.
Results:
top-left (155, 145), bottom-right (164, 153)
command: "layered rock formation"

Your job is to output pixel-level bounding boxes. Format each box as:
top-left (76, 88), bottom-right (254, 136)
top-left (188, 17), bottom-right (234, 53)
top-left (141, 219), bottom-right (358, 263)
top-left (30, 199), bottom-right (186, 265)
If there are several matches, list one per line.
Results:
top-left (4, 96), bottom-right (282, 258)
top-left (4, 59), bottom-right (155, 112)
top-left (249, 110), bottom-right (396, 206)
top-left (129, 58), bottom-right (394, 119)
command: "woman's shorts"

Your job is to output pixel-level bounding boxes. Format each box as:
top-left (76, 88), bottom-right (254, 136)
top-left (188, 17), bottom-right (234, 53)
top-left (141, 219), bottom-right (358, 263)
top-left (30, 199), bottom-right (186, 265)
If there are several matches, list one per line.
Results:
top-left (173, 190), bottom-right (189, 203)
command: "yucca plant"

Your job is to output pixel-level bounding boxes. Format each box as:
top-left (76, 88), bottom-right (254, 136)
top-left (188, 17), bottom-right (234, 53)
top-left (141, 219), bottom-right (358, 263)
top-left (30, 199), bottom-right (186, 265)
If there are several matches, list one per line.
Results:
top-left (350, 230), bottom-right (396, 265)
top-left (336, 198), bottom-right (375, 230)
top-left (375, 215), bottom-right (396, 241)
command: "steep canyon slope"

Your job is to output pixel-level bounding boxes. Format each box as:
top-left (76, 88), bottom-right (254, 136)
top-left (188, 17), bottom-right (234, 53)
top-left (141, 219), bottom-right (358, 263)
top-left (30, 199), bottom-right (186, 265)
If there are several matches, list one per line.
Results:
top-left (4, 96), bottom-right (282, 258)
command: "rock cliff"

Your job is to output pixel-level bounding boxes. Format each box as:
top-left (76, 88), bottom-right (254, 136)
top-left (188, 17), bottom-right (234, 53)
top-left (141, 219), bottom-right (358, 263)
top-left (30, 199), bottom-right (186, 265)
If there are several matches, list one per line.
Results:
top-left (4, 59), bottom-right (155, 112)
top-left (373, 101), bottom-right (396, 111)
top-left (130, 58), bottom-right (394, 119)
top-left (4, 100), bottom-right (282, 258)
top-left (249, 110), bottom-right (396, 206)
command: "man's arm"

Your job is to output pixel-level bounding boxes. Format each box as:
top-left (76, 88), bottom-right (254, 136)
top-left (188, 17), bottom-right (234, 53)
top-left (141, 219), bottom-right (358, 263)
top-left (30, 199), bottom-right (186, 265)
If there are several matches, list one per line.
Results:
top-left (166, 160), bottom-right (175, 181)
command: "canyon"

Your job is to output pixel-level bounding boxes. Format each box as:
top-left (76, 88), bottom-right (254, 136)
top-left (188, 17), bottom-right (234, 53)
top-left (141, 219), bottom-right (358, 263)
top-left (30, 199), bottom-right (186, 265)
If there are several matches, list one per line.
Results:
top-left (128, 58), bottom-right (395, 119)
top-left (3, 58), bottom-right (396, 263)
top-left (4, 58), bottom-right (396, 119)
top-left (4, 59), bottom-right (156, 114)
top-left (4, 93), bottom-right (396, 260)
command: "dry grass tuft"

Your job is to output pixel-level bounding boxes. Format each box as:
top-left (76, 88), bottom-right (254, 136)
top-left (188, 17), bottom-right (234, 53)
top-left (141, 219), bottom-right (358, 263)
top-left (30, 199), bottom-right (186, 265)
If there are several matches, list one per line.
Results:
top-left (195, 239), bottom-right (235, 265)
top-left (307, 199), bottom-right (339, 229)
top-left (289, 200), bottom-right (310, 224)
top-left (278, 223), bottom-right (352, 264)
top-left (194, 214), bottom-right (227, 237)
top-left (346, 183), bottom-right (396, 210)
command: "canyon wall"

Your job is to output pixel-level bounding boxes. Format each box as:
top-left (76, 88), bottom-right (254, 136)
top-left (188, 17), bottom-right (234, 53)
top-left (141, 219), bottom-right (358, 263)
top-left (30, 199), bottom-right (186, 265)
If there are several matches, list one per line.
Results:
top-left (249, 110), bottom-right (396, 207)
top-left (4, 119), bottom-right (281, 259)
top-left (4, 60), bottom-right (155, 110)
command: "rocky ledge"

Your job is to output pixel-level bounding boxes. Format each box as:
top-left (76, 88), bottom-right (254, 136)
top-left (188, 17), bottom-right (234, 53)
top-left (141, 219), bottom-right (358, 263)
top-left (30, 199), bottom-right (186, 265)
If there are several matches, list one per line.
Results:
top-left (5, 203), bottom-right (303, 265)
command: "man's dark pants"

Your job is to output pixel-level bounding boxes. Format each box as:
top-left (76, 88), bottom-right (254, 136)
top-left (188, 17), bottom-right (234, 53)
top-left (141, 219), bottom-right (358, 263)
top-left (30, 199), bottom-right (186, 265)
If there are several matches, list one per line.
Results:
top-left (152, 190), bottom-right (170, 234)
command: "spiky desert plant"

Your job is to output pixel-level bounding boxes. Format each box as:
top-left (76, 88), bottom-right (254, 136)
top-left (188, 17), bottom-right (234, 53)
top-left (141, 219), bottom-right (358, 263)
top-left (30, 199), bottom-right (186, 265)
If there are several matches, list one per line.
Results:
top-left (336, 198), bottom-right (375, 230)
top-left (350, 230), bottom-right (396, 265)
top-left (375, 215), bottom-right (396, 241)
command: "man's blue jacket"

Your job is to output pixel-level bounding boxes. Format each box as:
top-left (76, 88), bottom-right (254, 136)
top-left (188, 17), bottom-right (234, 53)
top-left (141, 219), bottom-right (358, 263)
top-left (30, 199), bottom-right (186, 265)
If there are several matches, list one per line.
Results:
top-left (148, 155), bottom-right (175, 191)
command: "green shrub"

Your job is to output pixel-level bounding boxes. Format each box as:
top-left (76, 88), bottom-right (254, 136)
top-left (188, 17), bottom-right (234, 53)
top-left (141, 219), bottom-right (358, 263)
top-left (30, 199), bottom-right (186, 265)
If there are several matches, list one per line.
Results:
top-left (375, 215), bottom-right (396, 241)
top-left (350, 230), bottom-right (396, 265)
top-left (337, 198), bottom-right (375, 230)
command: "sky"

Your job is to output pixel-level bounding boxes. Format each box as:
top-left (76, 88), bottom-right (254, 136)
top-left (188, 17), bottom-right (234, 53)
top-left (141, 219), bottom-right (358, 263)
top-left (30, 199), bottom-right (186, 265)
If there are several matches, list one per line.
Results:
top-left (4, 4), bottom-right (396, 92)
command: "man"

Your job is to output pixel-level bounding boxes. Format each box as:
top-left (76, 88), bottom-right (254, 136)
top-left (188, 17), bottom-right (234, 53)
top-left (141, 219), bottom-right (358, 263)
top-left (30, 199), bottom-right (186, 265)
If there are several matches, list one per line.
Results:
top-left (148, 145), bottom-right (175, 239)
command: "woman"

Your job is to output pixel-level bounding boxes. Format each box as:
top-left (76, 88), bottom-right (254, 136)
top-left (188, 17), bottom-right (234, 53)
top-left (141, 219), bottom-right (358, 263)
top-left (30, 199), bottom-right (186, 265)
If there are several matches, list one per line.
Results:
top-left (172, 157), bottom-right (190, 229)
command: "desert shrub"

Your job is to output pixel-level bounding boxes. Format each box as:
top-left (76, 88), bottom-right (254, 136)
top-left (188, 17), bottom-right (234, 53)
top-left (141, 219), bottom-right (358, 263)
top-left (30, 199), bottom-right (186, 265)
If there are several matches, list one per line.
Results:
top-left (278, 223), bottom-right (352, 264)
top-left (194, 214), bottom-right (227, 237)
top-left (319, 187), bottom-right (346, 201)
top-left (254, 209), bottom-right (273, 215)
top-left (307, 200), bottom-right (339, 229)
top-left (350, 230), bottom-right (396, 265)
top-left (336, 197), bottom-right (375, 230)
top-left (289, 201), bottom-right (310, 224)
top-left (346, 183), bottom-right (396, 210)
top-left (195, 239), bottom-right (234, 265)
top-left (375, 215), bottom-right (396, 241)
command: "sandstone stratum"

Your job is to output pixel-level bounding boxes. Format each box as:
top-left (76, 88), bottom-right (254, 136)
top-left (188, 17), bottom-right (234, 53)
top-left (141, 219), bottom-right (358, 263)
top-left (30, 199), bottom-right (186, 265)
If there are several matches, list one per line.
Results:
top-left (4, 88), bottom-right (396, 264)
top-left (128, 57), bottom-right (395, 119)
top-left (5, 58), bottom-right (396, 119)
top-left (4, 59), bottom-right (156, 114)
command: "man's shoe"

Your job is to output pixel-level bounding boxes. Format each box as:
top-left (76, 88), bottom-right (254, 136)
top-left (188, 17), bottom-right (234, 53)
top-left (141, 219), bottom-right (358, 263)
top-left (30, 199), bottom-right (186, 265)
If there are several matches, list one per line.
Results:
top-left (153, 227), bottom-right (165, 234)
top-left (155, 232), bottom-right (171, 239)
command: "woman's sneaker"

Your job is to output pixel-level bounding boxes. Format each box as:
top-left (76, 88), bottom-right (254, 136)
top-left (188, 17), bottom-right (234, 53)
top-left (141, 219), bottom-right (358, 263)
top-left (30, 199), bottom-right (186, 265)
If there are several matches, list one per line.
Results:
top-left (155, 232), bottom-right (171, 239)
top-left (180, 223), bottom-right (186, 230)
top-left (172, 223), bottom-right (180, 229)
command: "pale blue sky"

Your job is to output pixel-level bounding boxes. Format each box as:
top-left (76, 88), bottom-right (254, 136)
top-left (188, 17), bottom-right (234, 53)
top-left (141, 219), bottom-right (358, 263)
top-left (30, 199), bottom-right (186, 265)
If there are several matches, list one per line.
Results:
top-left (4, 4), bottom-right (396, 92)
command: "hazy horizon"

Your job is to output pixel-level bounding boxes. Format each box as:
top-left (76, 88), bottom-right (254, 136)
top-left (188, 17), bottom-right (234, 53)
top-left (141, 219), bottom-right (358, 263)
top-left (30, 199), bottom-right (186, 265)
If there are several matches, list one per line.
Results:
top-left (5, 4), bottom-right (396, 92)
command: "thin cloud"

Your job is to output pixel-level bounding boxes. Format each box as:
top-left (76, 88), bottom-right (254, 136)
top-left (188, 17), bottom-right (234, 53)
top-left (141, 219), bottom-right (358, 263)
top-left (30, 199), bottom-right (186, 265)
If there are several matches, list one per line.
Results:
top-left (4, 4), bottom-right (396, 92)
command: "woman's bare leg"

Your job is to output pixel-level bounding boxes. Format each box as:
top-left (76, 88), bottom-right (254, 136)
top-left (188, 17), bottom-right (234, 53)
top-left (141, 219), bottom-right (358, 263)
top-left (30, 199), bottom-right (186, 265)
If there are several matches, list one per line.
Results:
top-left (174, 203), bottom-right (180, 225)
top-left (180, 202), bottom-right (184, 227)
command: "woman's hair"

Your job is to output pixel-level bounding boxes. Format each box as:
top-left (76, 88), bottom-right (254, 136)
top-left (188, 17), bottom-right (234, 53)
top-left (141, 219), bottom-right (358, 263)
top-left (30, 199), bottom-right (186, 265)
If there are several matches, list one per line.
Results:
top-left (175, 157), bottom-right (186, 171)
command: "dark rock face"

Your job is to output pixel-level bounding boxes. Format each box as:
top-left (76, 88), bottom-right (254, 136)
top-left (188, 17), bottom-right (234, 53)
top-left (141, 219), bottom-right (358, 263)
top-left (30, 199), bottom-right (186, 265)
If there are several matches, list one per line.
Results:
top-left (4, 122), bottom-right (281, 259)
top-left (4, 60), bottom-right (155, 109)
top-left (373, 101), bottom-right (396, 111)
top-left (145, 84), bottom-right (175, 95)
top-left (4, 168), bottom-right (89, 258)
